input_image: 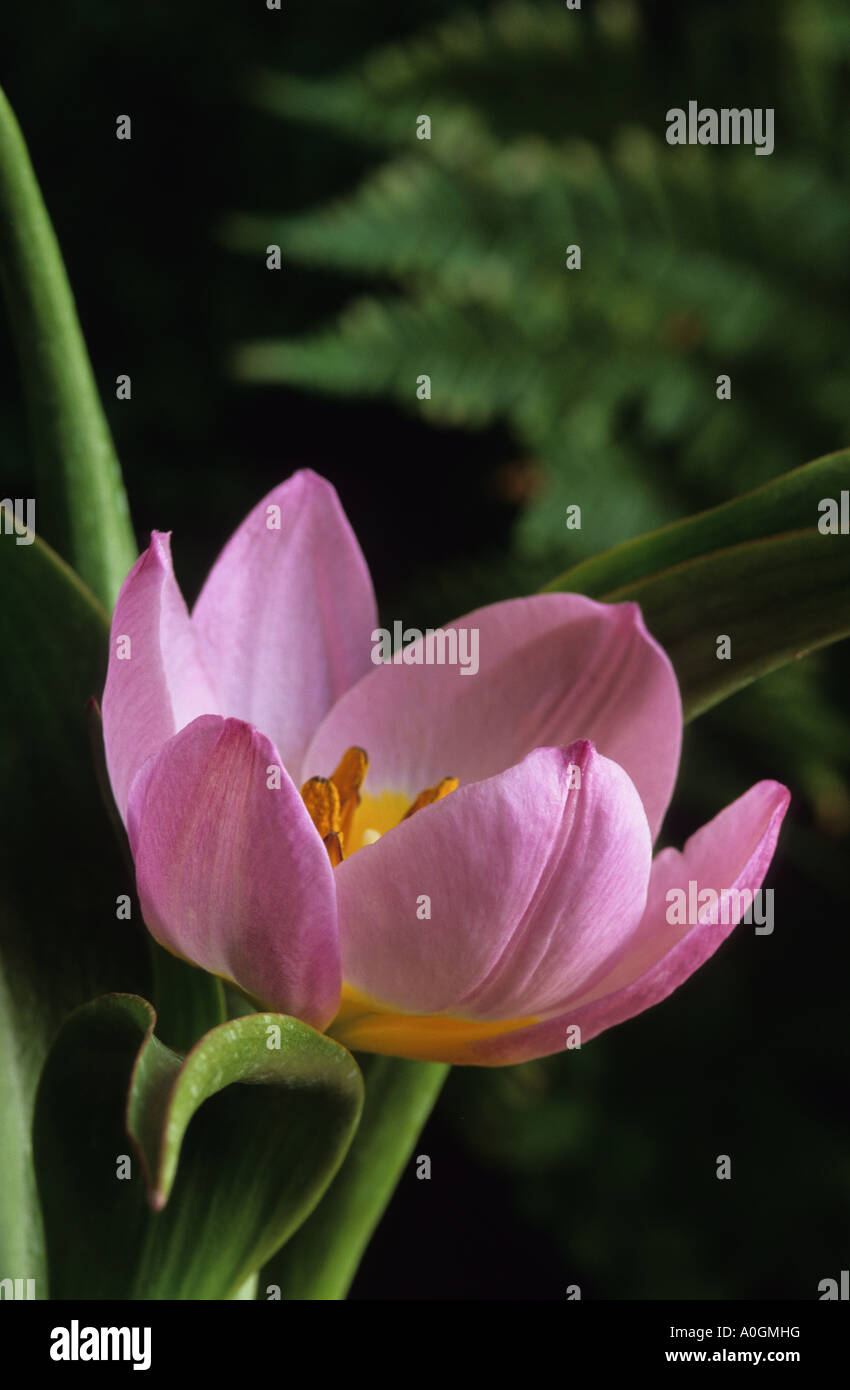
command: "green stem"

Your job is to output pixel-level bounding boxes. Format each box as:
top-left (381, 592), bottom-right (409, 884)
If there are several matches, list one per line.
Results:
top-left (0, 85), bottom-right (136, 609)
top-left (264, 1055), bottom-right (448, 1300)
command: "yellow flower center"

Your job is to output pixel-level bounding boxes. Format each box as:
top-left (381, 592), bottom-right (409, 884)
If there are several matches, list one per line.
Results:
top-left (300, 747), bottom-right (458, 862)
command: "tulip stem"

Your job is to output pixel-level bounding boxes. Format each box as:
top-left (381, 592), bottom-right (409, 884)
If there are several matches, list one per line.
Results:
top-left (0, 85), bottom-right (136, 609)
top-left (263, 1055), bottom-right (448, 1300)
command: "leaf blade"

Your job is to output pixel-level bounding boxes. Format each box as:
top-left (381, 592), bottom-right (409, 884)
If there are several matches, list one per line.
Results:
top-left (0, 85), bottom-right (136, 608)
top-left (0, 530), bottom-right (147, 1291)
top-left (544, 450), bottom-right (850, 719)
top-left (34, 995), bottom-right (364, 1300)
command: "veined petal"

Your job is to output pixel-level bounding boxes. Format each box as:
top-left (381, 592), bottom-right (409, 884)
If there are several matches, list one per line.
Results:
top-left (305, 595), bottom-right (681, 839)
top-left (102, 532), bottom-right (219, 823)
top-left (127, 714), bottom-right (341, 1030)
top-left (329, 741), bottom-right (652, 1056)
top-left (459, 779), bottom-right (790, 1066)
top-left (192, 470), bottom-right (377, 779)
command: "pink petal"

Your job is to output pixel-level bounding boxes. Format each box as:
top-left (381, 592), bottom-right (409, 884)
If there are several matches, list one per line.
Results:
top-left (127, 714), bottom-right (341, 1030)
top-left (333, 741), bottom-right (652, 1023)
top-left (192, 470), bottom-right (378, 780)
top-left (102, 533), bottom-right (219, 823)
top-left (464, 779), bottom-right (790, 1065)
top-left (305, 595), bottom-right (681, 839)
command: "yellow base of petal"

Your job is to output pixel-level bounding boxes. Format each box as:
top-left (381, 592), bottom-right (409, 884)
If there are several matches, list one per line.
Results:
top-left (327, 983), bottom-right (538, 1063)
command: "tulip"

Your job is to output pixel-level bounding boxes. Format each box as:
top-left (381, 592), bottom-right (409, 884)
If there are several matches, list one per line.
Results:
top-left (102, 471), bottom-right (789, 1065)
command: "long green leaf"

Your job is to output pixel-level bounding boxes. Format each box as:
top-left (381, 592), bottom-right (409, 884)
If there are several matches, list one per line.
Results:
top-left (545, 449), bottom-right (850, 718)
top-left (0, 85), bottom-right (136, 608)
top-left (34, 995), bottom-right (364, 1300)
top-left (546, 447), bottom-right (850, 595)
top-left (0, 528), bottom-right (148, 1292)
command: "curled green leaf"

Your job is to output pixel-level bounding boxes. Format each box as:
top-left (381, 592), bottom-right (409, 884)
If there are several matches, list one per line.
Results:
top-left (34, 994), bottom-right (364, 1299)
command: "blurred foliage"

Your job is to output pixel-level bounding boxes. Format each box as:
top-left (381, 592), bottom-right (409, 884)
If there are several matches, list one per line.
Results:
top-left (229, 0), bottom-right (850, 560)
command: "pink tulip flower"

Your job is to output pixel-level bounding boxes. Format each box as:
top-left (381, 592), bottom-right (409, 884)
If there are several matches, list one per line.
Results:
top-left (102, 471), bottom-right (789, 1065)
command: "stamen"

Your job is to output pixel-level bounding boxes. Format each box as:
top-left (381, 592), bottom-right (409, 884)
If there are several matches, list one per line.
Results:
top-left (324, 831), bottom-right (344, 867)
top-left (301, 751), bottom-right (458, 866)
top-left (301, 776), bottom-right (341, 841)
top-left (330, 746), bottom-right (369, 840)
top-left (403, 776), bottom-right (459, 819)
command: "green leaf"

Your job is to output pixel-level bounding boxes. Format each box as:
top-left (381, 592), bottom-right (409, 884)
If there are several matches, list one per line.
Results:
top-left (0, 85), bottom-right (136, 609)
top-left (34, 995), bottom-right (364, 1300)
top-left (0, 528), bottom-right (149, 1292)
top-left (264, 1054), bottom-right (447, 1300)
top-left (546, 447), bottom-right (850, 595)
top-left (249, 6), bottom-right (582, 147)
top-left (544, 449), bottom-right (850, 719)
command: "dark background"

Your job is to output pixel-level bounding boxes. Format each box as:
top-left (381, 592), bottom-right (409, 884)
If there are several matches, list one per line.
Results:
top-left (2, 0), bottom-right (848, 1299)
